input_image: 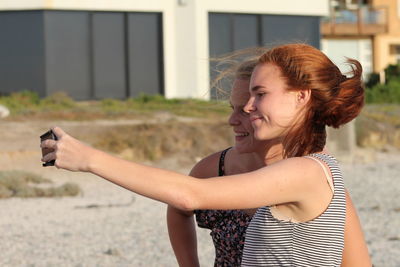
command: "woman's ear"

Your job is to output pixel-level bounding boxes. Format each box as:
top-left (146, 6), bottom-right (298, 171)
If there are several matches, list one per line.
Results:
top-left (296, 89), bottom-right (311, 107)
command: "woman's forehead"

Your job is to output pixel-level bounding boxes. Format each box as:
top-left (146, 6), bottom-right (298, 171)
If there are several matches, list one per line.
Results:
top-left (251, 63), bottom-right (281, 81)
top-left (233, 78), bottom-right (250, 89)
top-left (230, 79), bottom-right (250, 104)
top-left (250, 63), bottom-right (286, 89)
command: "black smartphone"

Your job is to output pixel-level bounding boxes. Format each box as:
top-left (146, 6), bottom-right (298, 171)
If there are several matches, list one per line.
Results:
top-left (40, 129), bottom-right (58, 167)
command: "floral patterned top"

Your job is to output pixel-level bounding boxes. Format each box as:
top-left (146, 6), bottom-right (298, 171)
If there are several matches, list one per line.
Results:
top-left (194, 147), bottom-right (253, 267)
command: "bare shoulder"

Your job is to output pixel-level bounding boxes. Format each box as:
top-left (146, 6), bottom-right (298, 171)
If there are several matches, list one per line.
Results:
top-left (257, 156), bottom-right (329, 185)
top-left (189, 150), bottom-right (224, 178)
top-left (267, 156), bottom-right (318, 169)
top-left (281, 155), bottom-right (336, 191)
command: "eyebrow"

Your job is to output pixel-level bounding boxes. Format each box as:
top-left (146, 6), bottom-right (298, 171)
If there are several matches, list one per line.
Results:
top-left (250, 85), bottom-right (266, 92)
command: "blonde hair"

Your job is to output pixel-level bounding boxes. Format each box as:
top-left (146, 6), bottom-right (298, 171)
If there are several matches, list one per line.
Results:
top-left (210, 47), bottom-right (268, 100)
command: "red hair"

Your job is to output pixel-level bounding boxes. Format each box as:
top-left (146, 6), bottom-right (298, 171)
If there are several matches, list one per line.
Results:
top-left (258, 43), bottom-right (364, 157)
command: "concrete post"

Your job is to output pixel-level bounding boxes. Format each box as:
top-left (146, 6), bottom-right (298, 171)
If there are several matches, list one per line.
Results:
top-left (326, 120), bottom-right (356, 161)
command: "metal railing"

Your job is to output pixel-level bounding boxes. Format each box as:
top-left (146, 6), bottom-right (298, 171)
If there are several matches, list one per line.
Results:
top-left (322, 5), bottom-right (388, 35)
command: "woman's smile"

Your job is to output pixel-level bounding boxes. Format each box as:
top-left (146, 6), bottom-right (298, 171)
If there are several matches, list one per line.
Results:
top-left (250, 116), bottom-right (263, 122)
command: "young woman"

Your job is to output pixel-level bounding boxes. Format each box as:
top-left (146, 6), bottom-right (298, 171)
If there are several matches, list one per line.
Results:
top-left (167, 59), bottom-right (283, 266)
top-left (167, 59), bottom-right (371, 267)
top-left (41, 43), bottom-right (369, 266)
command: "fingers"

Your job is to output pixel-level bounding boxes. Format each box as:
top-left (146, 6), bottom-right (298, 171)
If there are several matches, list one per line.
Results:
top-left (40, 127), bottom-right (88, 172)
top-left (40, 139), bottom-right (57, 149)
top-left (41, 151), bottom-right (56, 163)
top-left (51, 126), bottom-right (65, 140)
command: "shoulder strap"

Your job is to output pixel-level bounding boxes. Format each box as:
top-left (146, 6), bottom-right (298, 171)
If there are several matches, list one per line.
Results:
top-left (304, 154), bottom-right (334, 193)
top-left (218, 147), bottom-right (232, 176)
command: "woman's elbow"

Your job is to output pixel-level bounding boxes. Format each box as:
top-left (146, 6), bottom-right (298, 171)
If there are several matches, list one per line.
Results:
top-left (171, 188), bottom-right (201, 212)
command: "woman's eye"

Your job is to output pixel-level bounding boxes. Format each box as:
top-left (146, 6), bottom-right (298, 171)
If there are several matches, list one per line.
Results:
top-left (256, 92), bottom-right (266, 98)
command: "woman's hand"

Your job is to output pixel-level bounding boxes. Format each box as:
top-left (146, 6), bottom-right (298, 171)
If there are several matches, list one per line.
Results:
top-left (40, 127), bottom-right (95, 172)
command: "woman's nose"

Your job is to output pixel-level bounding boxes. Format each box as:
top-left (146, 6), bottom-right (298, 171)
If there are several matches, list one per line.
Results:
top-left (228, 112), bottom-right (240, 126)
top-left (243, 96), bottom-right (255, 113)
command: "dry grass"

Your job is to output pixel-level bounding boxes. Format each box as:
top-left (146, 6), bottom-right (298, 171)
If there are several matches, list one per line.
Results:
top-left (356, 105), bottom-right (400, 149)
top-left (91, 119), bottom-right (233, 162)
top-left (0, 170), bottom-right (81, 198)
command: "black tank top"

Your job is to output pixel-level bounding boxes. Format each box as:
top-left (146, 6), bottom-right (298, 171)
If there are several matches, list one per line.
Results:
top-left (194, 147), bottom-right (252, 267)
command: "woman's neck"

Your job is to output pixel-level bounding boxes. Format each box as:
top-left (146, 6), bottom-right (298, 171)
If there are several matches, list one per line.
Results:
top-left (255, 140), bottom-right (284, 166)
top-left (225, 142), bottom-right (284, 175)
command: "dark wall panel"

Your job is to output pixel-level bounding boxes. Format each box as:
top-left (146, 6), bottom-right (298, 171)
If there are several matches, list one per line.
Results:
top-left (233, 14), bottom-right (259, 50)
top-left (208, 12), bottom-right (321, 99)
top-left (209, 13), bottom-right (232, 57)
top-left (92, 12), bottom-right (126, 99)
top-left (127, 13), bottom-right (163, 97)
top-left (208, 13), bottom-right (233, 99)
top-left (0, 11), bottom-right (45, 96)
top-left (209, 13), bottom-right (260, 99)
top-left (0, 10), bottom-right (164, 100)
top-left (261, 15), bottom-right (320, 48)
top-left (44, 11), bottom-right (91, 100)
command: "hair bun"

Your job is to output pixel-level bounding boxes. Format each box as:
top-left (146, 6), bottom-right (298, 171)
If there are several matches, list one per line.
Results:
top-left (320, 59), bottom-right (364, 128)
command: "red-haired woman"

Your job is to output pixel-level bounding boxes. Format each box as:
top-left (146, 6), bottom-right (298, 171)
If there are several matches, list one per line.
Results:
top-left (167, 58), bottom-right (371, 267)
top-left (42, 43), bottom-right (370, 266)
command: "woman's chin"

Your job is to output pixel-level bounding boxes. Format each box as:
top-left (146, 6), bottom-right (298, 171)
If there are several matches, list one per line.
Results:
top-left (253, 132), bottom-right (267, 141)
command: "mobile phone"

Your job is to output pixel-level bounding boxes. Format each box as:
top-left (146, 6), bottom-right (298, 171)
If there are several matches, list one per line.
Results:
top-left (40, 129), bottom-right (58, 167)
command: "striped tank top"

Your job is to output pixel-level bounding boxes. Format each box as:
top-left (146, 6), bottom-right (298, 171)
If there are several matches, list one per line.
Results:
top-left (241, 153), bottom-right (346, 266)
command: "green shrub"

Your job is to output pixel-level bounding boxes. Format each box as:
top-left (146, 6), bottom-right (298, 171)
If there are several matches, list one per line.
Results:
top-left (365, 63), bottom-right (400, 103)
top-left (0, 91), bottom-right (77, 115)
top-left (366, 80), bottom-right (400, 103)
top-left (385, 63), bottom-right (400, 81)
top-left (100, 98), bottom-right (126, 114)
top-left (127, 93), bottom-right (183, 106)
top-left (133, 93), bottom-right (169, 103)
top-left (0, 90), bottom-right (230, 119)
top-left (365, 72), bottom-right (380, 88)
top-left (41, 92), bottom-right (76, 110)
top-left (0, 90), bottom-right (40, 114)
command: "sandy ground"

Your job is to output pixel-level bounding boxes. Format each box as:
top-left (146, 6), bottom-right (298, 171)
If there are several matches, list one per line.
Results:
top-left (0, 120), bottom-right (399, 267)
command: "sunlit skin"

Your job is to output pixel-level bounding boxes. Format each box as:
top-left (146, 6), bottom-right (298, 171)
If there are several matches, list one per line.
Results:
top-left (245, 63), bottom-right (306, 141)
top-left (228, 79), bottom-right (278, 157)
top-left (229, 79), bottom-right (264, 154)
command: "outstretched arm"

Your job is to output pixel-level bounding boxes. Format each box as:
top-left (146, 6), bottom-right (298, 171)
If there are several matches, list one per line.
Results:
top-left (41, 127), bottom-right (332, 211)
top-left (341, 190), bottom-right (372, 267)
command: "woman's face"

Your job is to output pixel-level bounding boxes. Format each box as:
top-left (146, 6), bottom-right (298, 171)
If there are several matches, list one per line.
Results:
top-left (244, 63), bottom-right (300, 141)
top-left (228, 79), bottom-right (268, 154)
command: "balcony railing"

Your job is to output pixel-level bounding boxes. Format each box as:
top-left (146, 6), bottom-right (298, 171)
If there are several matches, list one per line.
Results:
top-left (321, 6), bottom-right (388, 36)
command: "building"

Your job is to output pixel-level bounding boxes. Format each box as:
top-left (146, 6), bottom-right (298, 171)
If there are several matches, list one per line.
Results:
top-left (373, 0), bottom-right (400, 72)
top-left (321, 0), bottom-right (400, 80)
top-left (0, 0), bottom-right (328, 100)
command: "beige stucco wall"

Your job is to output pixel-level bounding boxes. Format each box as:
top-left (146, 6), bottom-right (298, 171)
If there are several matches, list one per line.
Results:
top-left (374, 36), bottom-right (400, 72)
top-left (373, 0), bottom-right (400, 72)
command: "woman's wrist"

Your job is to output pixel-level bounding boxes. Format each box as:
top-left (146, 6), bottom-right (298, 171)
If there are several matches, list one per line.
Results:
top-left (85, 146), bottom-right (104, 173)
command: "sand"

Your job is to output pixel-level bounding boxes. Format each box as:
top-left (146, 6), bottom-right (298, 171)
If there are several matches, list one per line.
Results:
top-left (0, 120), bottom-right (398, 266)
